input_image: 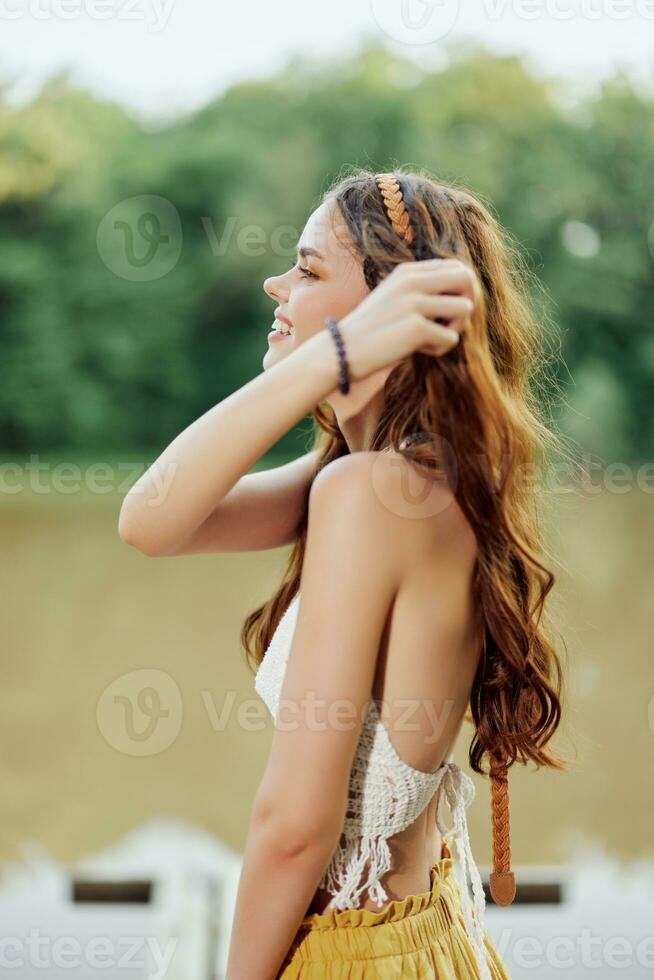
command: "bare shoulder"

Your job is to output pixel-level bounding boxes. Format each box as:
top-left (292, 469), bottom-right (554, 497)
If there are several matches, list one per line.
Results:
top-left (310, 449), bottom-right (476, 537)
top-left (308, 449), bottom-right (477, 577)
top-left (306, 451), bottom-right (400, 547)
top-left (308, 451), bottom-right (409, 534)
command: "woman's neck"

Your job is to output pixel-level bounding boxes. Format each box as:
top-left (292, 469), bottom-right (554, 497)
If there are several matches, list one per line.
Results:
top-left (329, 364), bottom-right (395, 453)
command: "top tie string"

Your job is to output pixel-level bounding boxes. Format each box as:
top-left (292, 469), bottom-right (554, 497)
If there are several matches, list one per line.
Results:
top-left (435, 762), bottom-right (493, 980)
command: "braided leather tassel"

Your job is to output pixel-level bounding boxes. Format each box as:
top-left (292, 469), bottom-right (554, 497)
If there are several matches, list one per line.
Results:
top-left (375, 173), bottom-right (414, 246)
top-left (489, 760), bottom-right (517, 906)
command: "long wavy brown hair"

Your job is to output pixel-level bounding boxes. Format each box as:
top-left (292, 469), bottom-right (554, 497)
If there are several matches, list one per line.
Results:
top-left (241, 165), bottom-right (569, 892)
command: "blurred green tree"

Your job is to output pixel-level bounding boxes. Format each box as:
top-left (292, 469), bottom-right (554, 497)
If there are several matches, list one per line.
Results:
top-left (0, 45), bottom-right (651, 463)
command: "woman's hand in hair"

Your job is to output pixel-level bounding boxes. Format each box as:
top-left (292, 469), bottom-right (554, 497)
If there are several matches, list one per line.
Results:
top-left (337, 257), bottom-right (478, 382)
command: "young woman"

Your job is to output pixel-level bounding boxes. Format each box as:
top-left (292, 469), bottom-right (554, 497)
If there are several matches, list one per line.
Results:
top-left (119, 168), bottom-right (565, 979)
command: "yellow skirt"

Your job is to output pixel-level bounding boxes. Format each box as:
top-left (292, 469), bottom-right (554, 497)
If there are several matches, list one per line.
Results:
top-left (276, 837), bottom-right (510, 979)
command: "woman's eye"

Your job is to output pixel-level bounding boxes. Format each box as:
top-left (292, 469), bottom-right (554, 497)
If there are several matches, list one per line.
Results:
top-left (298, 265), bottom-right (317, 280)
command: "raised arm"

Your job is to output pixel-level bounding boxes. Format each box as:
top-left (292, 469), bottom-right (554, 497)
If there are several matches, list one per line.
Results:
top-left (118, 257), bottom-right (475, 558)
top-left (161, 448), bottom-right (321, 556)
top-left (117, 334), bottom-right (338, 557)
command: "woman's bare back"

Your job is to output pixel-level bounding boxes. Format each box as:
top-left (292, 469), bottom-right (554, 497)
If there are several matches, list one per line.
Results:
top-left (305, 484), bottom-right (483, 913)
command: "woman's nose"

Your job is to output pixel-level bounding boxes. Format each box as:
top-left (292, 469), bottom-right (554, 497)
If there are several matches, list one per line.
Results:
top-left (263, 276), bottom-right (274, 300)
top-left (263, 273), bottom-right (287, 302)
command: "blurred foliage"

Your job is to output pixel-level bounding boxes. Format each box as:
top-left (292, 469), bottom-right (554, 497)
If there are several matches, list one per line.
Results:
top-left (0, 44), bottom-right (652, 462)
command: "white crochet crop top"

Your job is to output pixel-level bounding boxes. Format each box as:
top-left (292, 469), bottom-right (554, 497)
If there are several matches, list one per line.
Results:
top-left (254, 591), bottom-right (493, 980)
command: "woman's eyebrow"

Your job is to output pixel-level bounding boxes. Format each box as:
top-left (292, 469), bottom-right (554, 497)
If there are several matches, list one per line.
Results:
top-left (297, 245), bottom-right (325, 261)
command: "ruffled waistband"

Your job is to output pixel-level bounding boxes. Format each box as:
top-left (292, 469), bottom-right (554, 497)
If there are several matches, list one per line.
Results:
top-left (299, 836), bottom-right (454, 931)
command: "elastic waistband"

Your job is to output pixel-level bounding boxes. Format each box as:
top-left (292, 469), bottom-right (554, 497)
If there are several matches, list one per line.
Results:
top-left (283, 837), bottom-right (458, 965)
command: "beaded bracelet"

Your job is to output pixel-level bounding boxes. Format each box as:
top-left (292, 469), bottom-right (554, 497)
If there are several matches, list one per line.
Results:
top-left (325, 317), bottom-right (351, 395)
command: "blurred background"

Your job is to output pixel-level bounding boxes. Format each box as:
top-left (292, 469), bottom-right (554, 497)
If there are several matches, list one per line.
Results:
top-left (1, 2), bottom-right (653, 977)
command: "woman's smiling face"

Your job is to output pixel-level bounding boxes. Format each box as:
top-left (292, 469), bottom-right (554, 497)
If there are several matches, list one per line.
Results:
top-left (262, 198), bottom-right (370, 370)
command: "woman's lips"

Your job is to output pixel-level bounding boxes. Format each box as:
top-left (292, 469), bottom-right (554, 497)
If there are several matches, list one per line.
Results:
top-left (268, 317), bottom-right (294, 341)
top-left (274, 309), bottom-right (293, 328)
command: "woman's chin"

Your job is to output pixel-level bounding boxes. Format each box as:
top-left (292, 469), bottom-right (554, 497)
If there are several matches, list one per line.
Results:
top-left (261, 349), bottom-right (274, 369)
top-left (262, 337), bottom-right (293, 371)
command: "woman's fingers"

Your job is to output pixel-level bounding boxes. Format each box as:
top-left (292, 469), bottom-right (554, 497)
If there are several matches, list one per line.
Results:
top-left (397, 259), bottom-right (478, 303)
top-left (416, 321), bottom-right (461, 356)
top-left (415, 292), bottom-right (474, 324)
top-left (338, 256), bottom-right (480, 379)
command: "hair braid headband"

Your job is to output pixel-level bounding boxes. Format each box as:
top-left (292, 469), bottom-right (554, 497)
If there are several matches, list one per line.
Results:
top-left (375, 173), bottom-right (414, 246)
